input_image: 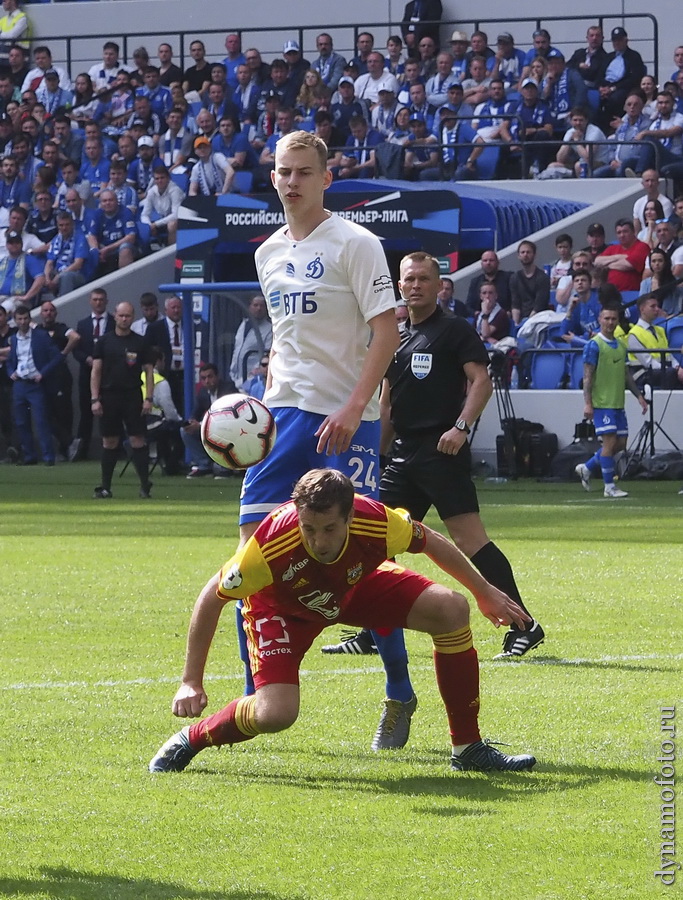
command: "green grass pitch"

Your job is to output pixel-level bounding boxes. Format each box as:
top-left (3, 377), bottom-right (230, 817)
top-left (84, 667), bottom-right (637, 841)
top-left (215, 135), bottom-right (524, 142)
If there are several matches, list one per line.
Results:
top-left (1, 464), bottom-right (681, 899)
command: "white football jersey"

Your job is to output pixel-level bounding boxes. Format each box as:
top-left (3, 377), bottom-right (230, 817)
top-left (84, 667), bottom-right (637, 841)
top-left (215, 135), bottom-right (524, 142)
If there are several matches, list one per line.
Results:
top-left (255, 213), bottom-right (395, 420)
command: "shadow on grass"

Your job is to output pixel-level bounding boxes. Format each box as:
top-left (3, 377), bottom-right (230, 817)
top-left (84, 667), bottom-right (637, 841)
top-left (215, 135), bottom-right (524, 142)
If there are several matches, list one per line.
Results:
top-left (522, 655), bottom-right (680, 673)
top-left (0, 867), bottom-right (300, 900)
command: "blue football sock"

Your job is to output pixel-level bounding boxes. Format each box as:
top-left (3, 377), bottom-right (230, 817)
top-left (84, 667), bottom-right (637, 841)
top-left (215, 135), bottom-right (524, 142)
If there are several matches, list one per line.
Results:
top-left (600, 455), bottom-right (615, 486)
top-left (586, 449), bottom-right (602, 473)
top-left (235, 601), bottom-right (255, 696)
top-left (372, 628), bottom-right (413, 702)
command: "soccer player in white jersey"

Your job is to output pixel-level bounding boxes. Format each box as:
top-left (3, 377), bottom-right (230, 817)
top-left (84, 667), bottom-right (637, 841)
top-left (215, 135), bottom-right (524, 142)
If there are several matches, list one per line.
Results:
top-left (233, 131), bottom-right (418, 747)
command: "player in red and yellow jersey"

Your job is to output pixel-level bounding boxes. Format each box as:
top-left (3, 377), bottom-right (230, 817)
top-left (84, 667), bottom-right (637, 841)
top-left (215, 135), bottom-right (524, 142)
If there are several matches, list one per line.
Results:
top-left (150, 469), bottom-right (537, 774)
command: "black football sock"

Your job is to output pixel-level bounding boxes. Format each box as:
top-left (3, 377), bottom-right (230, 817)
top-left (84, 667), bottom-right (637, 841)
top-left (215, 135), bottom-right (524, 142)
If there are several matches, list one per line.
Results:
top-left (100, 448), bottom-right (118, 491)
top-left (470, 541), bottom-right (532, 623)
top-left (131, 445), bottom-right (150, 489)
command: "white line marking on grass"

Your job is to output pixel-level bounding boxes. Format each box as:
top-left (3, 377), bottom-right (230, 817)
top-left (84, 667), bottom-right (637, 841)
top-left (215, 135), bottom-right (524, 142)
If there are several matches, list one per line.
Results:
top-left (3, 654), bottom-right (682, 692)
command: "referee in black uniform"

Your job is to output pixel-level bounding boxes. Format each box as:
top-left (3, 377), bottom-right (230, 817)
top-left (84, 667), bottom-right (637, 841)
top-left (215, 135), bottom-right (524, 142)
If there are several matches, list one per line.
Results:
top-left (90, 301), bottom-right (154, 499)
top-left (380, 251), bottom-right (544, 658)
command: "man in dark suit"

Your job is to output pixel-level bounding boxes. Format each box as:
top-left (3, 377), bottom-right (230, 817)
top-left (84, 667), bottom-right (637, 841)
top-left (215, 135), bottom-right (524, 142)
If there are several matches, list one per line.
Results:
top-left (145, 294), bottom-right (185, 413)
top-left (596, 27), bottom-right (646, 129)
top-left (71, 287), bottom-right (115, 460)
top-left (6, 305), bottom-right (62, 465)
top-left (181, 361), bottom-right (236, 478)
top-left (567, 25), bottom-right (608, 89)
top-left (401, 0), bottom-right (442, 55)
top-left (35, 300), bottom-right (80, 459)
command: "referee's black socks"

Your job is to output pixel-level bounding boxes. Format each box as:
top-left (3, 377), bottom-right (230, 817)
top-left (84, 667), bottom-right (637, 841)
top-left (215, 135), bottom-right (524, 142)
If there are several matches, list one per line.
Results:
top-left (131, 445), bottom-right (150, 488)
top-left (470, 541), bottom-right (532, 623)
top-left (101, 447), bottom-right (119, 491)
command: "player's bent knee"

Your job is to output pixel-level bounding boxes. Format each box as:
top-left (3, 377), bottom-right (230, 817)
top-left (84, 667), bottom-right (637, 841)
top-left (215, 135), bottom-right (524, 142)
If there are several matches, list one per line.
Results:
top-left (407, 584), bottom-right (470, 634)
top-left (253, 685), bottom-right (300, 733)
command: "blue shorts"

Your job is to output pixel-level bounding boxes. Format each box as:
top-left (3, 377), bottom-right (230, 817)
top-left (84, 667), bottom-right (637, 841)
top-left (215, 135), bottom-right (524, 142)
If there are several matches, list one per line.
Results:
top-left (593, 408), bottom-right (628, 436)
top-left (239, 407), bottom-right (380, 525)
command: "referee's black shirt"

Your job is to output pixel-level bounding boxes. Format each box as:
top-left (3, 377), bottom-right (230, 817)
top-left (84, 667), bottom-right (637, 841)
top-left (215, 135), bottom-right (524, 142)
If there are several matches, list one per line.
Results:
top-left (386, 307), bottom-right (488, 436)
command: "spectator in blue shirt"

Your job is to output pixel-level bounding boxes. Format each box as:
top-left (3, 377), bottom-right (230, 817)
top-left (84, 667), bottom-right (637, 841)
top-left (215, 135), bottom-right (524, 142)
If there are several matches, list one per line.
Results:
top-left (43, 211), bottom-right (88, 296)
top-left (137, 66), bottom-right (172, 124)
top-left (87, 190), bottom-right (136, 275)
top-left (338, 115), bottom-right (384, 178)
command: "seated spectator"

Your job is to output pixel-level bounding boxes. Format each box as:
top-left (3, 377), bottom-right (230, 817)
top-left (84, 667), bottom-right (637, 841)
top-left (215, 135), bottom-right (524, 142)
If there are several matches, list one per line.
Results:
top-left (258, 108), bottom-right (297, 172)
top-left (596, 28), bottom-right (646, 130)
top-left (630, 90), bottom-right (683, 176)
top-left (229, 294), bottom-right (272, 388)
top-left (312, 32), bottom-right (346, 91)
top-left (582, 222), bottom-right (608, 261)
top-left (0, 73), bottom-right (17, 113)
top-left (0, 205), bottom-right (42, 258)
top-left (559, 271), bottom-right (601, 340)
top-left (472, 78), bottom-right (512, 144)
top-left (159, 107), bottom-right (192, 171)
top-left (68, 74), bottom-right (98, 128)
top-left (193, 108), bottom-right (218, 143)
top-left (188, 136), bottom-right (234, 196)
top-left (355, 54), bottom-right (396, 106)
top-left (50, 115), bottom-right (83, 168)
top-left (257, 59), bottom-right (297, 113)
top-left (7, 44), bottom-right (27, 93)
top-left (594, 217), bottom-right (650, 292)
top-left (12, 133), bottom-right (41, 187)
top-left (396, 59), bottom-right (424, 105)
top-left (127, 136), bottom-right (160, 201)
top-left (93, 71), bottom-right (135, 135)
top-left (426, 52), bottom-right (459, 107)
top-left (243, 354), bottom-right (269, 401)
top-left (386, 106), bottom-right (412, 145)
top-left (439, 82), bottom-right (474, 121)
top-left (502, 78), bottom-right (554, 175)
top-left (79, 137), bottom-right (110, 199)
top-left (640, 248), bottom-right (682, 316)
top-left (182, 40), bottom-right (212, 97)
top-left (157, 43), bottom-right (183, 88)
top-left (43, 210), bottom-right (88, 296)
top-left (476, 282), bottom-right (510, 345)
top-left (567, 26), bottom-right (608, 89)
top-left (312, 110), bottom-right (345, 174)
top-left (541, 50), bottom-right (588, 133)
top-left (26, 189), bottom-right (58, 249)
top-left (212, 116), bottom-right (257, 171)
top-left (338, 115), bottom-right (383, 179)
top-left (549, 233), bottom-right (574, 287)
top-left (404, 113), bottom-right (438, 178)
top-left (432, 105), bottom-right (484, 181)
top-left (384, 35), bottom-right (407, 82)
top-left (129, 46), bottom-right (150, 90)
top-left (295, 70), bottom-right (329, 128)
top-left (221, 34), bottom-right (245, 89)
top-left (22, 45), bottom-right (70, 94)
top-left (646, 218), bottom-right (683, 278)
top-left (593, 92), bottom-right (652, 177)
top-left (182, 362), bottom-right (238, 478)
top-left (541, 107), bottom-right (608, 177)
top-left (437, 276), bottom-right (469, 317)
top-left (244, 48), bottom-right (270, 86)
top-left (462, 56), bottom-right (491, 107)
top-left (137, 65), bottom-right (172, 124)
top-left (407, 81), bottom-right (437, 131)
top-left (636, 198), bottom-right (666, 248)
top-left (106, 159), bottom-right (138, 215)
top-left (510, 239), bottom-right (550, 324)
top-left (252, 92), bottom-right (281, 151)
top-left (0, 155), bottom-right (31, 223)
top-left (520, 29), bottom-right (560, 80)
top-left (466, 30), bottom-right (496, 76)
top-left (203, 82), bottom-right (237, 124)
top-left (330, 76), bottom-right (369, 139)
top-left (282, 39), bottom-right (311, 94)
top-left (125, 95), bottom-right (163, 144)
top-left (370, 83), bottom-right (404, 138)
top-left (54, 159), bottom-right (91, 210)
top-left (466, 249), bottom-right (512, 313)
top-left (633, 169), bottom-right (674, 231)
top-left (416, 36), bottom-right (438, 79)
top-left (140, 165), bottom-right (184, 246)
top-left (554, 250), bottom-right (594, 307)
top-left (351, 32), bottom-right (375, 76)
top-left (232, 64), bottom-right (259, 126)
top-left (87, 189), bottom-right (136, 274)
top-left (63, 187), bottom-right (97, 239)
top-left (490, 33), bottom-right (526, 93)
top-left (0, 110), bottom-right (12, 153)
top-left (36, 69), bottom-right (72, 119)
top-left (88, 41), bottom-right (129, 94)
top-left (0, 228), bottom-right (45, 311)
top-left (627, 294), bottom-right (683, 388)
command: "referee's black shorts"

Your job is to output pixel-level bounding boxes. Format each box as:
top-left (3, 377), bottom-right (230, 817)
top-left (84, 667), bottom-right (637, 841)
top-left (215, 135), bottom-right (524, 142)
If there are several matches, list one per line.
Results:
top-left (380, 431), bottom-right (479, 521)
top-left (101, 389), bottom-right (145, 439)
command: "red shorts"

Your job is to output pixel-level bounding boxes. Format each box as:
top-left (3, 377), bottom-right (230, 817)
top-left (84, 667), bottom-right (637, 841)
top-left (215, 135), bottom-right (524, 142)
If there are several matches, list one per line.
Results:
top-left (240, 561), bottom-right (432, 690)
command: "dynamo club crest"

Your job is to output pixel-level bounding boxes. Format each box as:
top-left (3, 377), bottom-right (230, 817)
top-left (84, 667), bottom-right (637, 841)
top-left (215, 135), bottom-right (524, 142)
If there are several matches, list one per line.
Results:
top-left (411, 352), bottom-right (432, 379)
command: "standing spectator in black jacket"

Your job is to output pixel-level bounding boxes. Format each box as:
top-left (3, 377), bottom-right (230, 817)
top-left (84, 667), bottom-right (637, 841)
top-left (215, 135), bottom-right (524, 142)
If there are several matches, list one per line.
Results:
top-left (71, 287), bottom-right (114, 460)
top-left (401, 0), bottom-right (442, 56)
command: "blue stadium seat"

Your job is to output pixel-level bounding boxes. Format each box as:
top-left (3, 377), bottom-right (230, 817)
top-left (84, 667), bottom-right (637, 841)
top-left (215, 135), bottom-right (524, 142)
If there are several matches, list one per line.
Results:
top-left (170, 171), bottom-right (190, 193)
top-left (568, 351), bottom-right (584, 389)
top-left (233, 170), bottom-right (254, 193)
top-left (530, 346), bottom-right (567, 389)
top-left (665, 316), bottom-right (683, 365)
top-left (475, 145), bottom-right (500, 180)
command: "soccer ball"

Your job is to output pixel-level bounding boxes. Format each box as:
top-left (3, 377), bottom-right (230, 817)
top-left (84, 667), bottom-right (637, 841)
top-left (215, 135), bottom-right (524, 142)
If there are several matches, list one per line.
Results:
top-left (201, 394), bottom-right (276, 470)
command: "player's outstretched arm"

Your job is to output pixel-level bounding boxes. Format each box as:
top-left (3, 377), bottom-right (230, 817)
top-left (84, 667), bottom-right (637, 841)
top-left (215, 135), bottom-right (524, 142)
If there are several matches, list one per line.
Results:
top-left (173, 570), bottom-right (227, 717)
top-left (421, 526), bottom-right (531, 629)
top-left (315, 308), bottom-right (400, 455)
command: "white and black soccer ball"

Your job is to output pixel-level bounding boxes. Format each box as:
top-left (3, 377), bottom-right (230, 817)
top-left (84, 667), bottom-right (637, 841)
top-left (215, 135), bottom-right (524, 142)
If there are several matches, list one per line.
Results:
top-left (201, 394), bottom-right (276, 470)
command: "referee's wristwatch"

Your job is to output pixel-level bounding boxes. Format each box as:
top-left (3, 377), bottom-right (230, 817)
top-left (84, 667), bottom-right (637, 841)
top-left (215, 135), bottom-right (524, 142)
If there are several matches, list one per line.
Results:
top-left (454, 418), bottom-right (470, 434)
